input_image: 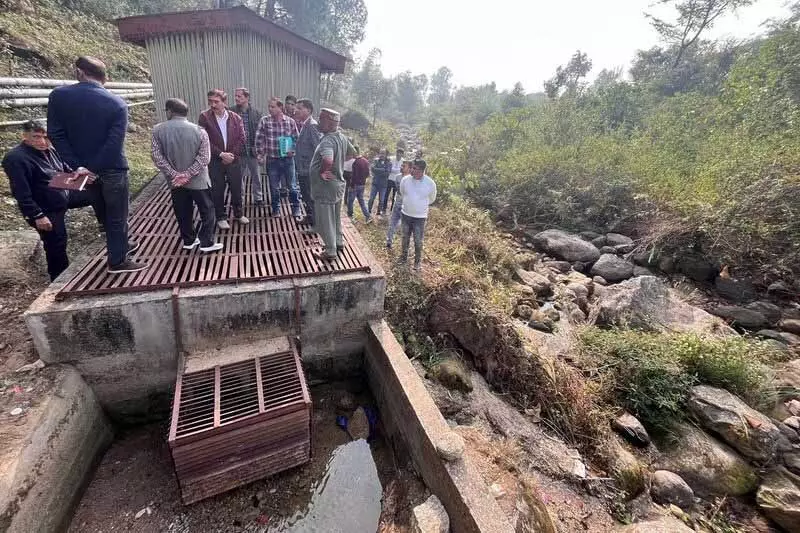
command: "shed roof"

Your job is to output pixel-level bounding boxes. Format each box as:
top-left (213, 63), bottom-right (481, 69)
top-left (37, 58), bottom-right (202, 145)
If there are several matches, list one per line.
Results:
top-left (115, 6), bottom-right (348, 73)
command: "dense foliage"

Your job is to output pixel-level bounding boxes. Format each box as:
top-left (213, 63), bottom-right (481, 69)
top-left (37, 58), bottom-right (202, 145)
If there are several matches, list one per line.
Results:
top-left (420, 12), bottom-right (800, 282)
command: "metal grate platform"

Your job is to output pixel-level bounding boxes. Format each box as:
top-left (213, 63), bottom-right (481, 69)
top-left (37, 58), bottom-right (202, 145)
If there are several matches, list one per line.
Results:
top-left (57, 175), bottom-right (370, 299)
top-left (168, 340), bottom-right (312, 504)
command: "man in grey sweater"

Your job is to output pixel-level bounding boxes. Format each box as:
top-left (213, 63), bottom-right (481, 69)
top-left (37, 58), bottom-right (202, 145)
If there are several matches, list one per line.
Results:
top-left (151, 98), bottom-right (222, 253)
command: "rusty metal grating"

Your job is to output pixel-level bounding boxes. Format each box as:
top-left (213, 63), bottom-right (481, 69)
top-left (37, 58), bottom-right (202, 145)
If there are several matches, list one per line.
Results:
top-left (169, 340), bottom-right (311, 504)
top-left (57, 174), bottom-right (370, 299)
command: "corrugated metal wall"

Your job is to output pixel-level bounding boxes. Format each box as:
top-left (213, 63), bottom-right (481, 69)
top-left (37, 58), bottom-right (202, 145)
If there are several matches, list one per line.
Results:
top-left (145, 30), bottom-right (322, 121)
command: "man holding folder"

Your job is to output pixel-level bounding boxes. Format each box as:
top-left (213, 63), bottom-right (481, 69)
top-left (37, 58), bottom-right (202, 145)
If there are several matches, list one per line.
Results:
top-left (255, 97), bottom-right (302, 220)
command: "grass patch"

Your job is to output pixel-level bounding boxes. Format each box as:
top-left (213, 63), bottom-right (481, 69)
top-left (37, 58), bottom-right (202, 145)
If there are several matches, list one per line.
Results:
top-left (579, 327), bottom-right (781, 433)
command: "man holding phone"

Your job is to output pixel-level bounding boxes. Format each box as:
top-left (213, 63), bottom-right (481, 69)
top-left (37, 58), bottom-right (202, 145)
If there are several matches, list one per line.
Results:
top-left (2, 120), bottom-right (98, 280)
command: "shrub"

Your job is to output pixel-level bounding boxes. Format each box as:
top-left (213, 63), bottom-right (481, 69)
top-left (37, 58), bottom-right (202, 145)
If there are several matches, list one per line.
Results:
top-left (579, 328), bottom-right (777, 433)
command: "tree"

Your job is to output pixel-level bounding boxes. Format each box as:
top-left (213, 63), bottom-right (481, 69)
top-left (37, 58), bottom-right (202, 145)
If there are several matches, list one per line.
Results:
top-left (429, 66), bottom-right (453, 105)
top-left (646, 0), bottom-right (754, 67)
top-left (351, 48), bottom-right (394, 124)
top-left (395, 71), bottom-right (427, 121)
top-left (248, 0), bottom-right (368, 55)
top-left (544, 50), bottom-right (592, 98)
top-left (502, 82), bottom-right (527, 111)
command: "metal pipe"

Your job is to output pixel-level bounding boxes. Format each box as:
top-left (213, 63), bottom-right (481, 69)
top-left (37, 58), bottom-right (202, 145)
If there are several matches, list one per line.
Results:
top-left (0, 100), bottom-right (155, 128)
top-left (0, 92), bottom-right (153, 107)
top-left (0, 77), bottom-right (152, 89)
top-left (0, 88), bottom-right (153, 98)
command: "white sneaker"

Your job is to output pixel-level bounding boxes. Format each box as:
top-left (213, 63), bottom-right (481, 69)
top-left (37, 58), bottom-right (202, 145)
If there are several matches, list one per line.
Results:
top-left (236, 216), bottom-right (250, 225)
top-left (217, 220), bottom-right (231, 230)
top-left (182, 238), bottom-right (200, 251)
top-left (200, 242), bottom-right (223, 253)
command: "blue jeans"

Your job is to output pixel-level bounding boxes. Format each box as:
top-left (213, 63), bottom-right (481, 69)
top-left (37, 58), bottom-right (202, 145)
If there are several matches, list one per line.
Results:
top-left (368, 176), bottom-right (388, 215)
top-left (267, 157), bottom-right (300, 216)
top-left (347, 185), bottom-right (370, 220)
top-left (89, 170), bottom-right (130, 267)
top-left (400, 214), bottom-right (426, 267)
top-left (386, 200), bottom-right (403, 246)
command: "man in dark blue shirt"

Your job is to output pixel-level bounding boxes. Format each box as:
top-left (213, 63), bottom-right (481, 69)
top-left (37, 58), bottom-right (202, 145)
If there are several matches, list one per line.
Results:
top-left (47, 56), bottom-right (146, 274)
top-left (2, 120), bottom-right (98, 280)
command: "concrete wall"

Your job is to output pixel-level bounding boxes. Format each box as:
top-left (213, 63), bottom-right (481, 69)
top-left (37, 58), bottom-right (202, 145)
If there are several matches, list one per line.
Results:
top-left (364, 320), bottom-right (513, 533)
top-left (1, 366), bottom-right (112, 533)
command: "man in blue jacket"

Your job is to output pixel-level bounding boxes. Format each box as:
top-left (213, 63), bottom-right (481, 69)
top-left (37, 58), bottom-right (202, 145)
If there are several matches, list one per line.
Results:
top-left (2, 120), bottom-right (97, 280)
top-left (47, 56), bottom-right (146, 274)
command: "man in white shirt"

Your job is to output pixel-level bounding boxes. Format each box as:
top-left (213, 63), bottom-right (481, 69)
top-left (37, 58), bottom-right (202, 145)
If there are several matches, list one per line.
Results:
top-left (386, 159), bottom-right (411, 250)
top-left (398, 159), bottom-right (436, 272)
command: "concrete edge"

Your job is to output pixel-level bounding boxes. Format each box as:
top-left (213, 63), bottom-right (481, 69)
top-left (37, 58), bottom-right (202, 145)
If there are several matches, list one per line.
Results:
top-left (1, 366), bottom-right (113, 533)
top-left (364, 320), bottom-right (513, 533)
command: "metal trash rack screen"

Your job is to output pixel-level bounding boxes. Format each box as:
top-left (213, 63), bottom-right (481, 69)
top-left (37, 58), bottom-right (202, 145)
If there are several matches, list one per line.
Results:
top-left (57, 177), bottom-right (370, 299)
top-left (168, 340), bottom-right (311, 504)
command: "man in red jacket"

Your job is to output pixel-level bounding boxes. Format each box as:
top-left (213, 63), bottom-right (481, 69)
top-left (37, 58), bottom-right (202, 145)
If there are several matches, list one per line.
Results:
top-left (198, 89), bottom-right (248, 230)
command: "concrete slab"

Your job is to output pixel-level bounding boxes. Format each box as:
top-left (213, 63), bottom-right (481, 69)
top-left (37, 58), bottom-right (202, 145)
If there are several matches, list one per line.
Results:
top-left (364, 320), bottom-right (513, 533)
top-left (183, 336), bottom-right (292, 373)
top-left (0, 366), bottom-right (112, 533)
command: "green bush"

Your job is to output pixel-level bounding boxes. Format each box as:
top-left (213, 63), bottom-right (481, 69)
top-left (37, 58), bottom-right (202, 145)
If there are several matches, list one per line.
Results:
top-left (579, 328), bottom-right (777, 433)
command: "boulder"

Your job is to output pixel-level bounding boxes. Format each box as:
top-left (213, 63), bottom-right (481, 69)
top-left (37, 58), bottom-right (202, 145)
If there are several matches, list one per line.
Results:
top-left (657, 255), bottom-right (676, 274)
top-left (565, 283), bottom-right (589, 312)
top-left (515, 269), bottom-right (553, 298)
top-left (600, 246), bottom-right (617, 254)
top-left (650, 471), bottom-right (694, 510)
top-left (347, 407), bottom-right (370, 441)
top-left (786, 451), bottom-right (800, 475)
top-left (0, 230), bottom-right (45, 284)
top-left (785, 417), bottom-right (800, 431)
top-left (615, 244), bottom-right (635, 254)
top-left (677, 254), bottom-right (716, 282)
top-left (606, 233), bottom-right (633, 246)
top-left (715, 277), bottom-right (757, 303)
top-left (633, 266), bottom-right (656, 278)
top-left (711, 305), bottom-right (769, 329)
top-left (411, 495), bottom-right (450, 533)
top-left (616, 516), bottom-right (694, 533)
top-left (688, 385), bottom-right (781, 462)
top-left (531, 229), bottom-right (601, 263)
top-left (591, 236), bottom-right (607, 248)
top-left (512, 283), bottom-right (535, 297)
top-left (590, 254), bottom-right (634, 283)
top-left (774, 359), bottom-right (800, 403)
top-left (590, 276), bottom-right (733, 336)
top-left (747, 302), bottom-right (782, 325)
top-left (756, 467), bottom-right (800, 533)
top-left (758, 330), bottom-right (800, 346)
top-left (633, 249), bottom-right (659, 267)
top-left (515, 304), bottom-right (535, 320)
top-left (608, 439), bottom-right (646, 496)
top-left (593, 276), bottom-right (608, 286)
top-left (543, 260), bottom-right (571, 273)
top-left (612, 413), bottom-right (651, 447)
top-left (658, 422), bottom-right (758, 497)
top-left (435, 432), bottom-right (465, 462)
top-left (780, 319), bottom-right (800, 336)
top-left (528, 311), bottom-right (554, 333)
top-left (429, 358), bottom-right (473, 393)
top-left (768, 281), bottom-right (795, 297)
top-left (579, 231), bottom-right (602, 242)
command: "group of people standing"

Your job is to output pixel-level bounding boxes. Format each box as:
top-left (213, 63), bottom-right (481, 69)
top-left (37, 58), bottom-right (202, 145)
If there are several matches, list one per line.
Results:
top-left (2, 54), bottom-right (438, 282)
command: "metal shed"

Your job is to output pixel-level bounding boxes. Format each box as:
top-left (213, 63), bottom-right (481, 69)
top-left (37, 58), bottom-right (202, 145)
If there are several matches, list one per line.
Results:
top-left (116, 6), bottom-right (347, 120)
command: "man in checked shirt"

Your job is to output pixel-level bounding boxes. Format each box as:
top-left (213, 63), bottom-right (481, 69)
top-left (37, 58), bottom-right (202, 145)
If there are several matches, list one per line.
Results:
top-left (255, 97), bottom-right (302, 220)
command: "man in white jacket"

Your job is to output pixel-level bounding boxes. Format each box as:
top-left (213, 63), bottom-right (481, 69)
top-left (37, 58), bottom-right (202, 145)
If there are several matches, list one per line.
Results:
top-left (398, 159), bottom-right (436, 272)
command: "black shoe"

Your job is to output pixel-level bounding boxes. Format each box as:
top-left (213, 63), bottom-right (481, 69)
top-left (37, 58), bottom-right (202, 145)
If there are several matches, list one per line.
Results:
top-left (108, 259), bottom-right (148, 275)
top-left (337, 245), bottom-right (344, 252)
top-left (127, 240), bottom-right (140, 256)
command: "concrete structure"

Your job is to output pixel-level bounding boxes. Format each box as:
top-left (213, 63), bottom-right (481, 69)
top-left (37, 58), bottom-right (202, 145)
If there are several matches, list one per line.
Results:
top-left (1, 367), bottom-right (112, 533)
top-left (364, 320), bottom-right (514, 533)
top-left (115, 6), bottom-right (347, 121)
top-left (24, 175), bottom-right (385, 423)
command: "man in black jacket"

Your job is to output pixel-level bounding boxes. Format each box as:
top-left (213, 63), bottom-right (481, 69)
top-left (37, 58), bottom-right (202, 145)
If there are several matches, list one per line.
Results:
top-left (233, 87), bottom-right (265, 206)
top-left (2, 120), bottom-right (97, 280)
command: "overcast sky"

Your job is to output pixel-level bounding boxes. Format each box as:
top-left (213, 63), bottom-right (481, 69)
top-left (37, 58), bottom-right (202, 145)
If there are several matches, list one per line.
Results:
top-left (356, 0), bottom-right (793, 92)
